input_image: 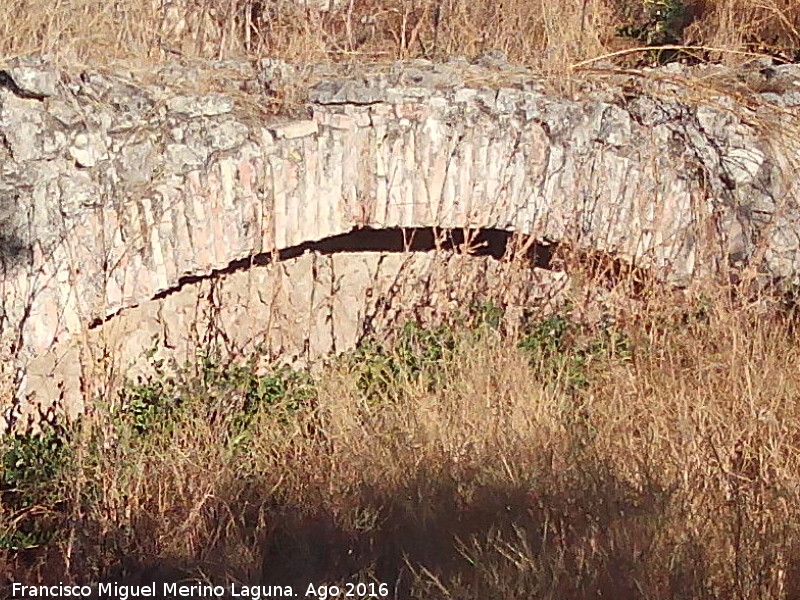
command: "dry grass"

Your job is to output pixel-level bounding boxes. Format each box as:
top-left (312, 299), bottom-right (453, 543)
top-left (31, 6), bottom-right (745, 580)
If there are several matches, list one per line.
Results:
top-left (3, 274), bottom-right (800, 598)
top-left (1, 0), bottom-right (799, 72)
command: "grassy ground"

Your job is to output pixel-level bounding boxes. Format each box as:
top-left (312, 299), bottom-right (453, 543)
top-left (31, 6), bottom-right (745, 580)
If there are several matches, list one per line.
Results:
top-left (3, 279), bottom-right (800, 598)
top-left (0, 0), bottom-right (798, 72)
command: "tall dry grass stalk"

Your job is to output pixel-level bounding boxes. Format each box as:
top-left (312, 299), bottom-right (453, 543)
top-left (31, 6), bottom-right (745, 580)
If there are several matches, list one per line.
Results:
top-left (4, 272), bottom-right (800, 597)
top-left (1, 0), bottom-right (798, 70)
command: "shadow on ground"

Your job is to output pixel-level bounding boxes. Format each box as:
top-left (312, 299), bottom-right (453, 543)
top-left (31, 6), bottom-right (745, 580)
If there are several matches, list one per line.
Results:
top-left (57, 451), bottom-right (800, 600)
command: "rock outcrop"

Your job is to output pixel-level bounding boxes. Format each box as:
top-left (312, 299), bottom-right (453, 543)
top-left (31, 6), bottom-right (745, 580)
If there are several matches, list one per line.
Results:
top-left (1, 55), bottom-right (799, 424)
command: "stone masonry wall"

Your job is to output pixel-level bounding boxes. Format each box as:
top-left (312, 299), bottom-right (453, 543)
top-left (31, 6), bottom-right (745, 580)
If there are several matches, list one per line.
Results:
top-left (1, 55), bottom-right (800, 421)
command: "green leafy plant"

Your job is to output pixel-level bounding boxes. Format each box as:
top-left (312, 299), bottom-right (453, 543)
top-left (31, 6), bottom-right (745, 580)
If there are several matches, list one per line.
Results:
top-left (586, 322), bottom-right (635, 363)
top-left (518, 313), bottom-right (571, 357)
top-left (117, 374), bottom-right (180, 435)
top-left (349, 321), bottom-right (458, 404)
top-left (616, 0), bottom-right (689, 63)
top-left (222, 363), bottom-right (317, 433)
top-left (519, 313), bottom-right (635, 392)
top-left (470, 300), bottom-right (505, 331)
top-left (0, 423), bottom-right (73, 550)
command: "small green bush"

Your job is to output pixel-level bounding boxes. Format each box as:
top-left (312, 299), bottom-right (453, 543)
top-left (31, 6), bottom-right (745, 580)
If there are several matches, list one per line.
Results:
top-left (519, 313), bottom-right (634, 392)
top-left (117, 374), bottom-right (180, 435)
top-left (347, 321), bottom-right (457, 404)
top-left (616, 0), bottom-right (690, 63)
top-left (114, 356), bottom-right (318, 451)
top-left (0, 423), bottom-right (73, 550)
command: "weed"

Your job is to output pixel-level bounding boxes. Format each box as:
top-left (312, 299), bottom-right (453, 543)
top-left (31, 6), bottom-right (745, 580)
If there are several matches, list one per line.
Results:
top-left (519, 313), bottom-right (571, 357)
top-left (210, 362), bottom-right (318, 445)
top-left (518, 313), bottom-right (589, 390)
top-left (616, 0), bottom-right (691, 63)
top-left (1, 0), bottom-right (798, 76)
top-left (117, 373), bottom-right (180, 436)
top-left (470, 300), bottom-right (505, 331)
top-left (347, 321), bottom-right (457, 404)
top-left (0, 423), bottom-right (72, 550)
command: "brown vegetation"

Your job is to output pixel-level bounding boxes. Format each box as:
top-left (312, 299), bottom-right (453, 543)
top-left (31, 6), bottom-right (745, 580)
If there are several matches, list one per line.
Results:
top-left (0, 0), bottom-right (799, 71)
top-left (3, 267), bottom-right (800, 597)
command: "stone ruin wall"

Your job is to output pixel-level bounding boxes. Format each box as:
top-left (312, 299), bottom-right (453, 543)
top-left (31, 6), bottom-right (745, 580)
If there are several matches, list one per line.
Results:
top-left (1, 55), bottom-right (800, 424)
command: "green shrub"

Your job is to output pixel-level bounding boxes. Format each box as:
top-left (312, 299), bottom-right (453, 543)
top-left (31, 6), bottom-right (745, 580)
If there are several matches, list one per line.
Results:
top-left (347, 321), bottom-right (457, 404)
top-left (616, 0), bottom-right (690, 63)
top-left (519, 313), bottom-right (634, 392)
top-left (0, 423), bottom-right (73, 550)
